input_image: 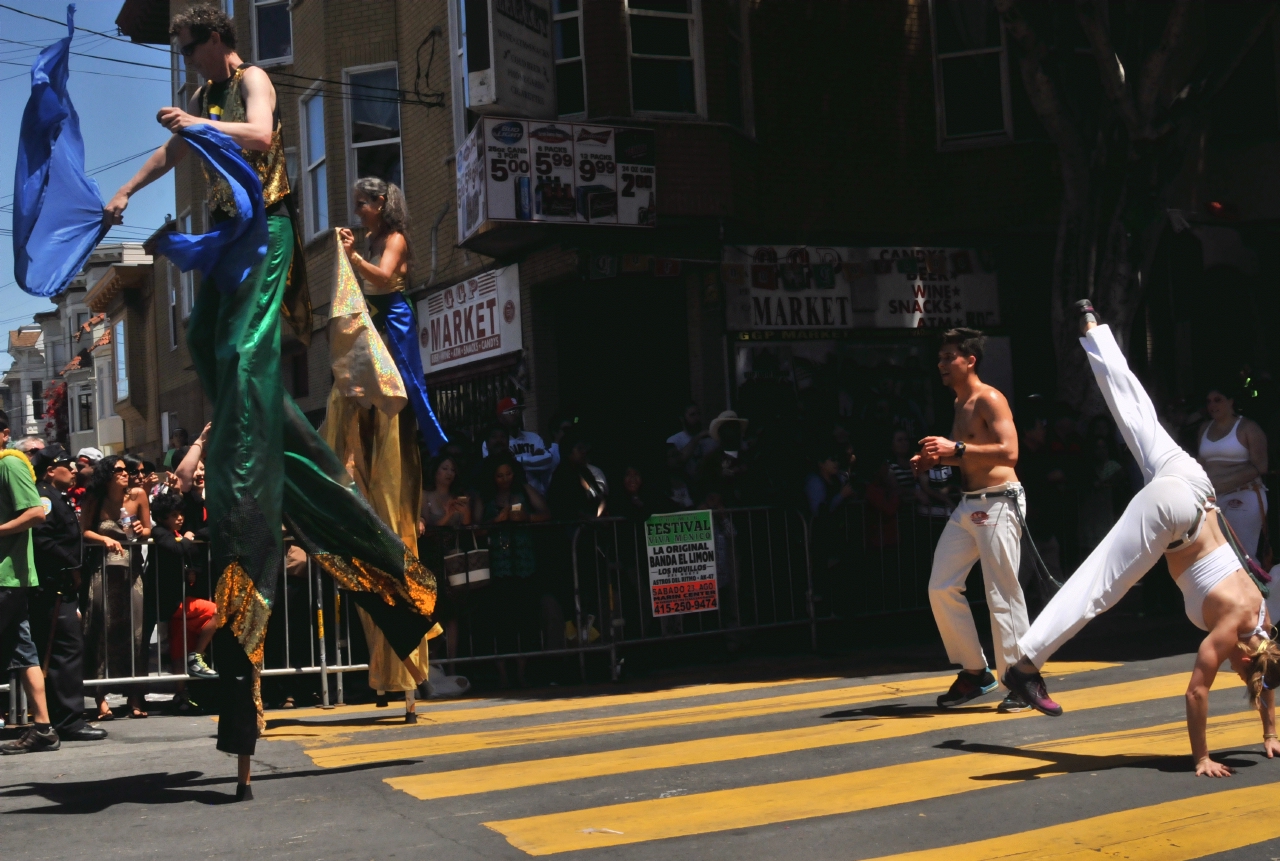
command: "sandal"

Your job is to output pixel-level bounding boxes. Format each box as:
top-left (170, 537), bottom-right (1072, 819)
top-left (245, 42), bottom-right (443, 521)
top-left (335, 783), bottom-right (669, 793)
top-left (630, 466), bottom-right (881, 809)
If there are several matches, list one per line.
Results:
top-left (129, 698), bottom-right (149, 719)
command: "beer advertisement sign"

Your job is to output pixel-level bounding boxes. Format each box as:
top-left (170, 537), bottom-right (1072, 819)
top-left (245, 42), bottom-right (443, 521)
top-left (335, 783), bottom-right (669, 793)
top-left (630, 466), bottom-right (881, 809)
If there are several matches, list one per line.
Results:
top-left (723, 245), bottom-right (1000, 331)
top-left (456, 117), bottom-right (657, 244)
top-left (418, 264), bottom-right (523, 374)
top-left (646, 510), bottom-right (720, 617)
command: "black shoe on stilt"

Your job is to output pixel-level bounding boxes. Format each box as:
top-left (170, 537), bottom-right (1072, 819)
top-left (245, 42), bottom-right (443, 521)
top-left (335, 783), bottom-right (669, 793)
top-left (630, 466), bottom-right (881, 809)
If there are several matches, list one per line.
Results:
top-left (235, 783), bottom-right (254, 802)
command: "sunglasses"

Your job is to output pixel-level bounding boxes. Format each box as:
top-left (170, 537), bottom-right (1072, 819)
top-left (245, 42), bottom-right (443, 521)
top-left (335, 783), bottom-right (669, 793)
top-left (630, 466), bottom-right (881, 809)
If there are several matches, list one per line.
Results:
top-left (180, 32), bottom-right (211, 58)
top-left (113, 466), bottom-right (145, 476)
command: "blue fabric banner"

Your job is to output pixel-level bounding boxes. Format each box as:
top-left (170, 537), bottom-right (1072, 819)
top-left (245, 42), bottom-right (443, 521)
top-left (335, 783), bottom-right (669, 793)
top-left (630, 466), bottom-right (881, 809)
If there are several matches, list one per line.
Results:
top-left (152, 125), bottom-right (268, 292)
top-left (369, 291), bottom-right (449, 457)
top-left (12, 4), bottom-right (109, 298)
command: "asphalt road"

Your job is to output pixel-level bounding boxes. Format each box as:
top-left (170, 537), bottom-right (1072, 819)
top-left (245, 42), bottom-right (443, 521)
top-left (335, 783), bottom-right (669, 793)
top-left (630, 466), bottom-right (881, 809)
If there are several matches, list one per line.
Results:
top-left (5, 650), bottom-right (1280, 861)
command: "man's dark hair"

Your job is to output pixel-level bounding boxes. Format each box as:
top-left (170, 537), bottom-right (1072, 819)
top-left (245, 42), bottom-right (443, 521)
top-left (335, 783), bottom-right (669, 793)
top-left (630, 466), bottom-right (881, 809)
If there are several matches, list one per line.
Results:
top-left (151, 490), bottom-right (184, 525)
top-left (170, 427), bottom-right (189, 445)
top-left (0, 409), bottom-right (9, 435)
top-left (941, 327), bottom-right (985, 371)
top-left (170, 4), bottom-right (237, 50)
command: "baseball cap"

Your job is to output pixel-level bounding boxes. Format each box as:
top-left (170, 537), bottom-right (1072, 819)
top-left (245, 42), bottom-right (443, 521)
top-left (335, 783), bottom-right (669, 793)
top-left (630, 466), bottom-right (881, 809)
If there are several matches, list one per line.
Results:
top-left (76, 446), bottom-right (104, 463)
top-left (34, 443), bottom-right (72, 474)
top-left (497, 397), bottom-right (523, 415)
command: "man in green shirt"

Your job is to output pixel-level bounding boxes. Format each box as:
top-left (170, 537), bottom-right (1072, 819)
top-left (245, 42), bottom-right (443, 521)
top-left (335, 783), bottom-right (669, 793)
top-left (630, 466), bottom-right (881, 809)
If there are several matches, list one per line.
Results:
top-left (0, 410), bottom-right (57, 754)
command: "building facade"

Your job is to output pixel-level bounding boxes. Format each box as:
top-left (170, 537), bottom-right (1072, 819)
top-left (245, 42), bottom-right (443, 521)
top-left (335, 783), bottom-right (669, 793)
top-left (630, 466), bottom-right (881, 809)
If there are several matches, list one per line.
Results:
top-left (104, 0), bottom-right (1280, 480)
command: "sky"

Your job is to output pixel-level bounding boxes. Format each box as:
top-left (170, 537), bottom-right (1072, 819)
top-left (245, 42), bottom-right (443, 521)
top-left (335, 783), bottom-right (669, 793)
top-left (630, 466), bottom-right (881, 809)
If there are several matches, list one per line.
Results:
top-left (0, 0), bottom-right (176, 374)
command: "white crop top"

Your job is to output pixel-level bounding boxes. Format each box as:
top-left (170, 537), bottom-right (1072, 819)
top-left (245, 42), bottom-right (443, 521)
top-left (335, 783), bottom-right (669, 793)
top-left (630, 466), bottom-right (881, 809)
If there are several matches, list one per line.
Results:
top-left (1175, 542), bottom-right (1241, 631)
top-left (1200, 417), bottom-right (1249, 465)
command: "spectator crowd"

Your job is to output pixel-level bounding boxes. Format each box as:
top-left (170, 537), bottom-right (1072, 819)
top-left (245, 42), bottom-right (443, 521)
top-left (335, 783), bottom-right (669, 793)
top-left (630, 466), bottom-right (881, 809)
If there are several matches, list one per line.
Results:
top-left (5, 375), bottom-right (1272, 742)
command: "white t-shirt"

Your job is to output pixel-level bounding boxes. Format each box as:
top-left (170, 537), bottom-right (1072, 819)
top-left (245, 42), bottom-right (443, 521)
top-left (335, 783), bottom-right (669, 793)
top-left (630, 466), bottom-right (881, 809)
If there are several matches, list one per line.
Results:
top-left (484, 430), bottom-right (554, 494)
top-left (666, 430), bottom-right (717, 478)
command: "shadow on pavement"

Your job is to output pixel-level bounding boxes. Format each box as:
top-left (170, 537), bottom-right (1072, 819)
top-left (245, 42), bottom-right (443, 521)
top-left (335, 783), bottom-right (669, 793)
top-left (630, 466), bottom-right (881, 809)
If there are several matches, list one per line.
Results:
top-left (821, 703), bottom-right (996, 721)
top-left (0, 760), bottom-right (419, 814)
top-left (932, 737), bottom-right (1262, 780)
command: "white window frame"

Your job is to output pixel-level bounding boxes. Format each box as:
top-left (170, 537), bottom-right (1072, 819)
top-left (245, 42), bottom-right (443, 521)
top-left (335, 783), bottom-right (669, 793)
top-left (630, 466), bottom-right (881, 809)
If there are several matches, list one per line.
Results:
top-left (171, 41), bottom-right (194, 108)
top-left (928, 0), bottom-right (1013, 151)
top-left (299, 84), bottom-right (329, 241)
top-left (342, 62), bottom-right (406, 218)
top-left (625, 0), bottom-right (707, 119)
top-left (113, 318), bottom-right (129, 403)
top-left (724, 0), bottom-right (753, 135)
top-left (252, 0), bottom-right (293, 67)
top-left (553, 1), bottom-right (588, 119)
top-left (178, 210), bottom-right (196, 319)
top-left (167, 261), bottom-right (179, 350)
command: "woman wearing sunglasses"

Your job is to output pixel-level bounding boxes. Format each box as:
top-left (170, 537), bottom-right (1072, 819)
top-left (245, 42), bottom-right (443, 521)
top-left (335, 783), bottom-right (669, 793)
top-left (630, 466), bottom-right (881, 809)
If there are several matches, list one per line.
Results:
top-left (80, 455), bottom-right (153, 719)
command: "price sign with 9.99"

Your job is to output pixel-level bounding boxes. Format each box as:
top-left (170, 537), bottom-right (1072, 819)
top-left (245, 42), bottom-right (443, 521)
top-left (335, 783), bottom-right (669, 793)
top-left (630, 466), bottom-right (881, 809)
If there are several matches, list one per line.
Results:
top-left (571, 125), bottom-right (619, 224)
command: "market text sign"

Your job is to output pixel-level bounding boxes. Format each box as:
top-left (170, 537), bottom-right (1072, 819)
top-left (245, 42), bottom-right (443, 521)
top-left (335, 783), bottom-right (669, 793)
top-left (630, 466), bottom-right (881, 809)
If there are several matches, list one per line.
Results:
top-left (723, 245), bottom-right (999, 331)
top-left (417, 264), bottom-right (523, 374)
top-left (645, 510), bottom-right (719, 617)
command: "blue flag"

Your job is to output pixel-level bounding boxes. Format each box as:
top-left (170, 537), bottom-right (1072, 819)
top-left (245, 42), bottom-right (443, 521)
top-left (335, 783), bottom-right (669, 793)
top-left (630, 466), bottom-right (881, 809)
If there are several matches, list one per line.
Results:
top-left (152, 125), bottom-right (268, 292)
top-left (12, 4), bottom-right (109, 298)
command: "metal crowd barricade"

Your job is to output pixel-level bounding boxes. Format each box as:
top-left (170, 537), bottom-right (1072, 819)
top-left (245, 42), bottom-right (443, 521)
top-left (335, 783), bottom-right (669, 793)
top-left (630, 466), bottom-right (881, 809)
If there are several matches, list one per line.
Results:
top-left (4, 502), bottom-right (962, 719)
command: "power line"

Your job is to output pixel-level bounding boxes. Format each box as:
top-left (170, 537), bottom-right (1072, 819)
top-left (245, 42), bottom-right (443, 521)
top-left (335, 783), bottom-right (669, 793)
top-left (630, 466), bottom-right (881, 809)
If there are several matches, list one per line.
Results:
top-left (0, 57), bottom-right (167, 82)
top-left (0, 2), bottom-right (170, 54)
top-left (0, 9), bottom-right (431, 101)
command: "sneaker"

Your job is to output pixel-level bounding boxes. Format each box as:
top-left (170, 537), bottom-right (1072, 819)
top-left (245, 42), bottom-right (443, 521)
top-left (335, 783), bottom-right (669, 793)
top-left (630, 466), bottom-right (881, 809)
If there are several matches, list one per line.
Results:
top-left (0, 724), bottom-right (60, 755)
top-left (1074, 299), bottom-right (1099, 335)
top-left (997, 691), bottom-right (1032, 713)
top-left (937, 669), bottom-right (998, 708)
top-left (1002, 665), bottom-right (1063, 716)
top-left (187, 652), bottom-right (219, 680)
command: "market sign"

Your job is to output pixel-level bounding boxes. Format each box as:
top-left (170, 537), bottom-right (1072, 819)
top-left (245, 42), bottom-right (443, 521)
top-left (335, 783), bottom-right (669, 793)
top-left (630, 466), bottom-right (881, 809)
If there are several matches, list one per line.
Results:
top-left (462, 0), bottom-right (557, 119)
top-left (723, 245), bottom-right (999, 331)
top-left (417, 264), bottom-right (522, 374)
top-left (645, 510), bottom-right (719, 617)
top-left (456, 117), bottom-right (657, 244)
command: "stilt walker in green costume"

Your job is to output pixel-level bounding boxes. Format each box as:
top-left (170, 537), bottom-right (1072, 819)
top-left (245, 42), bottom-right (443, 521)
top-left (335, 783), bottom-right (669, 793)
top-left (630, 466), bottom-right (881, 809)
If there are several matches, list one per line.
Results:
top-left (105, 5), bottom-right (438, 801)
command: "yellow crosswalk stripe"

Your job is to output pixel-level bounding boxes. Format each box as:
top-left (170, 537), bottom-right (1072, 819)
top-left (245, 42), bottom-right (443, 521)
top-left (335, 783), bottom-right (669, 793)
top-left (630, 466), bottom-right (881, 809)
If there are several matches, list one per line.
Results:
top-left (485, 699), bottom-right (1254, 856)
top-left (306, 661), bottom-right (1113, 768)
top-left (862, 777), bottom-right (1280, 861)
top-left (264, 675), bottom-right (847, 726)
top-left (386, 668), bottom-right (1187, 800)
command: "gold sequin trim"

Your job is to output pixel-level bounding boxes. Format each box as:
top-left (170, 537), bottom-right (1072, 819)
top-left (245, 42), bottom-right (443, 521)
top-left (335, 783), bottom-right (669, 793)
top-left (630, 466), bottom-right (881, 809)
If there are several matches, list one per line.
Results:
top-left (214, 560), bottom-right (270, 666)
top-left (310, 551), bottom-right (437, 618)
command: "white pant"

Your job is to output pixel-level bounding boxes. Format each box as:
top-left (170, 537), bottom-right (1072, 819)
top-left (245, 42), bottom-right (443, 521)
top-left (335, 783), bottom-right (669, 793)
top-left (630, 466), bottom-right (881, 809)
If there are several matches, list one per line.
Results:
top-left (1019, 325), bottom-right (1214, 667)
top-left (928, 486), bottom-right (1029, 682)
top-left (1220, 485), bottom-right (1267, 560)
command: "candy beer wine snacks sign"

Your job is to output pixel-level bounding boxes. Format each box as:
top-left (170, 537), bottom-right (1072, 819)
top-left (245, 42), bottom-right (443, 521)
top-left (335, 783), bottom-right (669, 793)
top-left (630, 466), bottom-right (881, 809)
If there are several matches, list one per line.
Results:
top-left (645, 510), bottom-right (720, 617)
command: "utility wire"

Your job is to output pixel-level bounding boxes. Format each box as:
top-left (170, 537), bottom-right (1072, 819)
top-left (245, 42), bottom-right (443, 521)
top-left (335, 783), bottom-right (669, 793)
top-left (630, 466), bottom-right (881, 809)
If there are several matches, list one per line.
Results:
top-left (0, 2), bottom-right (170, 54)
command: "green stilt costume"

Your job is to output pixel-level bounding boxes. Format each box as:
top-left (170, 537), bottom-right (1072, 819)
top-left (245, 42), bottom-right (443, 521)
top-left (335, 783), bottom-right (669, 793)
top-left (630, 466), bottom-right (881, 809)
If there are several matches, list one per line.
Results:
top-left (191, 68), bottom-right (436, 755)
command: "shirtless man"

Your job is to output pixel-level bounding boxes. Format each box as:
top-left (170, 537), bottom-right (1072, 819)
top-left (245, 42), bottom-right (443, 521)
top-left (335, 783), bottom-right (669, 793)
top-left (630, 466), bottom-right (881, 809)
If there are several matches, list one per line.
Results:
top-left (914, 328), bottom-right (1034, 712)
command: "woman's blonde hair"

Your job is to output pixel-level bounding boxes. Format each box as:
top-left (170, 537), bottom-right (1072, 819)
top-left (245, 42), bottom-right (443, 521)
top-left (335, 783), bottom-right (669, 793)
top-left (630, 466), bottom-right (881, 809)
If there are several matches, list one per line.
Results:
top-left (1242, 637), bottom-right (1280, 709)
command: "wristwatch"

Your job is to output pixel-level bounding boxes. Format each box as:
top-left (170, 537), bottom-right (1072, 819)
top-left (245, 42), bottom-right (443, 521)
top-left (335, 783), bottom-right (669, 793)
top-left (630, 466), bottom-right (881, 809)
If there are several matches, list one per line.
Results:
top-left (954, 441), bottom-right (966, 458)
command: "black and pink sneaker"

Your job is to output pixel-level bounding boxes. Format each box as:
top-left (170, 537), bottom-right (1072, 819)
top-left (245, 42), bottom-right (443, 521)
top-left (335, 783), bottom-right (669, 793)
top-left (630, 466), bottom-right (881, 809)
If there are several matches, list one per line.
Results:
top-left (1002, 665), bottom-right (1062, 716)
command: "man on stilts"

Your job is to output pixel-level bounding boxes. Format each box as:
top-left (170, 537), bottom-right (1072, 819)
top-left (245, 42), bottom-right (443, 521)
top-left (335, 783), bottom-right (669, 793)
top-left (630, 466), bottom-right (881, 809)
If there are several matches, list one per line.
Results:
top-left (105, 5), bottom-right (439, 800)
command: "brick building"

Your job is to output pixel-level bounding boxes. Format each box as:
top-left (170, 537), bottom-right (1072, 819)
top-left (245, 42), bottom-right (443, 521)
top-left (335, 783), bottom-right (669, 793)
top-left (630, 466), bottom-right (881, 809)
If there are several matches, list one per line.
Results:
top-left (111, 0), bottom-right (1280, 479)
